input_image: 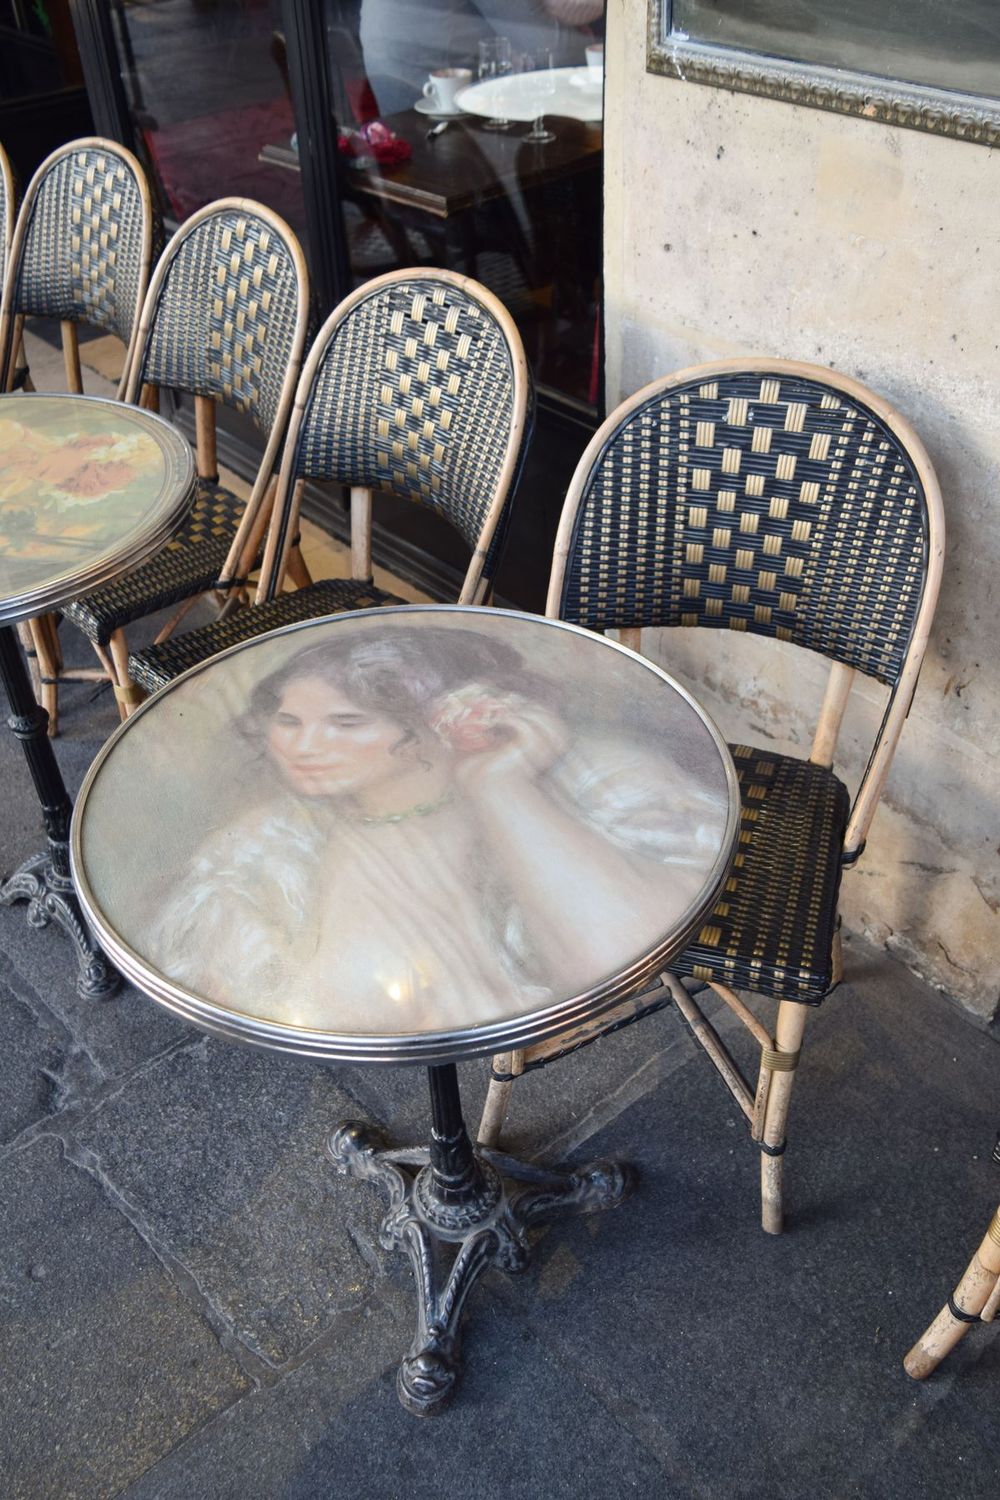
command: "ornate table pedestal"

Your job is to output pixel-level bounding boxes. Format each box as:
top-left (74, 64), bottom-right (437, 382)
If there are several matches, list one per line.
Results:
top-left (0, 626), bottom-right (117, 997)
top-left (330, 1061), bottom-right (633, 1415)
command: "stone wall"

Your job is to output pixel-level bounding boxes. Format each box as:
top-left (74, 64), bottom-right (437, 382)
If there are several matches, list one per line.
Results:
top-left (603, 4), bottom-right (1000, 1018)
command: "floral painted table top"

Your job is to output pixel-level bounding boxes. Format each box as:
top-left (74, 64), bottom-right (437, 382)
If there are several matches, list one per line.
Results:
top-left (0, 394), bottom-right (194, 625)
top-left (72, 606), bottom-right (739, 1064)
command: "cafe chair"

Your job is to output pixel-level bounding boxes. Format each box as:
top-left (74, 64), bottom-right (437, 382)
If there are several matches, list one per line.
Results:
top-left (478, 359), bottom-right (944, 1235)
top-left (0, 137), bottom-right (156, 732)
top-left (904, 1136), bottom-right (1000, 1379)
top-left (59, 198), bottom-right (310, 719)
top-left (125, 267), bottom-right (532, 696)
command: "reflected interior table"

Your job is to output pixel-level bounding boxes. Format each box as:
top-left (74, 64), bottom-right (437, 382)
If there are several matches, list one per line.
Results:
top-left (71, 605), bottom-right (738, 1411)
top-left (0, 393), bottom-right (194, 996)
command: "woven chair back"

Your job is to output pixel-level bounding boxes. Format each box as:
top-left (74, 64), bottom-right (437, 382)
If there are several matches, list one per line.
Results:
top-left (289, 271), bottom-right (529, 554)
top-left (131, 199), bottom-right (308, 434)
top-left (554, 364), bottom-right (935, 689)
top-left (3, 138), bottom-right (152, 356)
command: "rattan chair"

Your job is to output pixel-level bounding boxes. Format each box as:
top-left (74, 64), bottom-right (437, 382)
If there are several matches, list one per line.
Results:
top-left (478, 359), bottom-right (944, 1235)
top-left (905, 1140), bottom-right (1000, 1378)
top-left (0, 138), bottom-right (156, 731)
top-left (58, 197), bottom-right (310, 718)
top-left (125, 268), bottom-right (531, 697)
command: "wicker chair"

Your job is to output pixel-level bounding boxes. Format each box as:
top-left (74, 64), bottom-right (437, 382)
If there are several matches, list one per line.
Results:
top-left (905, 1138), bottom-right (1000, 1379)
top-left (478, 359), bottom-right (944, 1235)
top-left (0, 137), bottom-right (157, 732)
top-left (126, 267), bottom-right (532, 697)
top-left (59, 198), bottom-right (310, 719)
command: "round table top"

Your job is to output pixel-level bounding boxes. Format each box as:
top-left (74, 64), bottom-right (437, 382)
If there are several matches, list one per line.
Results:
top-left (0, 393), bottom-right (195, 625)
top-left (71, 606), bottom-right (739, 1064)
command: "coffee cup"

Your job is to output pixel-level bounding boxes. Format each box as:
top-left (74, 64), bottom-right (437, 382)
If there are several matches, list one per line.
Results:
top-left (585, 42), bottom-right (604, 77)
top-left (422, 68), bottom-right (472, 113)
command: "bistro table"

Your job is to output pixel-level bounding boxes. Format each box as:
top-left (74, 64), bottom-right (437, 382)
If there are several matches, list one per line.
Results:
top-left (71, 605), bottom-right (738, 1413)
top-left (0, 393), bottom-right (195, 997)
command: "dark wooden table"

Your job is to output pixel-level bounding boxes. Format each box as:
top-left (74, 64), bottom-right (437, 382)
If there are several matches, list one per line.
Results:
top-left (260, 110), bottom-right (602, 219)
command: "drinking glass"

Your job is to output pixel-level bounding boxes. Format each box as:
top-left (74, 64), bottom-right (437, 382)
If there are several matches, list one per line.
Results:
top-left (478, 36), bottom-right (513, 131)
top-left (522, 48), bottom-right (556, 144)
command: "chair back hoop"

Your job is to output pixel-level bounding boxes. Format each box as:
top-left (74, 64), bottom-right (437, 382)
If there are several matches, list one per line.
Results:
top-left (256, 267), bottom-right (531, 605)
top-left (0, 137), bottom-right (154, 397)
top-left (125, 198), bottom-right (310, 584)
top-left (0, 141), bottom-right (15, 386)
top-left (548, 358), bottom-right (944, 859)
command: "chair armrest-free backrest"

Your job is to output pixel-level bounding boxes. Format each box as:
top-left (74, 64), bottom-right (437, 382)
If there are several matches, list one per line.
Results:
top-left (260, 268), bottom-right (531, 604)
top-left (548, 359), bottom-right (944, 856)
top-left (126, 198), bottom-right (309, 436)
top-left (0, 137), bottom-right (153, 394)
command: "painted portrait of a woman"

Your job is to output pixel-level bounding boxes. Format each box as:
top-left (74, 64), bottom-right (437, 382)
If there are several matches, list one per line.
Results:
top-left (145, 618), bottom-right (731, 1034)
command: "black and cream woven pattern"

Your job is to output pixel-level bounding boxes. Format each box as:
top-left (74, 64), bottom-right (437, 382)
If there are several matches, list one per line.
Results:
top-left (562, 372), bottom-right (928, 687)
top-left (129, 578), bottom-right (395, 693)
top-left (673, 746), bottom-right (850, 1004)
top-left (13, 146), bottom-right (146, 347)
top-left (63, 480), bottom-right (246, 646)
top-left (138, 207), bottom-right (302, 432)
top-left (295, 279), bottom-right (517, 549)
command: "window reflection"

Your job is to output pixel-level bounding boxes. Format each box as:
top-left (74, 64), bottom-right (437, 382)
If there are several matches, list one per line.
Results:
top-left (326, 0), bottom-right (605, 409)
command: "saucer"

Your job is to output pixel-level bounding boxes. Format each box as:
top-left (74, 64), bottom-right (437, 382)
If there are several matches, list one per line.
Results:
top-left (414, 97), bottom-right (465, 119)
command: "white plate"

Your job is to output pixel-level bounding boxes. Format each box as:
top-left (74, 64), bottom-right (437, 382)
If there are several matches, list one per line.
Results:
top-left (413, 97), bottom-right (466, 119)
top-left (455, 67), bottom-right (603, 124)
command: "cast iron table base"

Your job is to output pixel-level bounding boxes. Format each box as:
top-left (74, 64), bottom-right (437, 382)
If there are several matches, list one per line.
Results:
top-left (0, 626), bottom-right (119, 1000)
top-left (328, 1063), bottom-right (635, 1416)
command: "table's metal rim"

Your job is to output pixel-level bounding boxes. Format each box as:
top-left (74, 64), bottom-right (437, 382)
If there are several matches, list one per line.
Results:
top-left (0, 393), bottom-right (196, 625)
top-left (71, 604), bottom-right (741, 1065)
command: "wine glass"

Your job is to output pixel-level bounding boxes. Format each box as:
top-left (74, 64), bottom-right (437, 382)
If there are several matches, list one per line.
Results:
top-left (478, 36), bottom-right (513, 131)
top-left (522, 48), bottom-right (556, 144)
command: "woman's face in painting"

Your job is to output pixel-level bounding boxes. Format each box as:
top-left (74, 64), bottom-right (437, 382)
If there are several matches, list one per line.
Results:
top-left (267, 675), bottom-right (411, 799)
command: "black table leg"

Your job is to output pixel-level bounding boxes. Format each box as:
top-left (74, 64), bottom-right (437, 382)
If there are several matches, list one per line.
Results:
top-left (328, 1061), bottom-right (635, 1417)
top-left (0, 625), bottom-right (119, 999)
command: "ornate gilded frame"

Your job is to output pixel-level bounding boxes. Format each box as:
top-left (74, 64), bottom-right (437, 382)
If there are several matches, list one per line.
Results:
top-left (647, 2), bottom-right (1000, 149)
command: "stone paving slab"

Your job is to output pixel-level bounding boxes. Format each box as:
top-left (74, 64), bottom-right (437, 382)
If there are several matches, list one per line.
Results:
top-left (121, 1281), bottom-right (692, 1500)
top-left (0, 1135), bottom-right (251, 1500)
top-left (68, 1035), bottom-right (393, 1370)
top-left (484, 955), bottom-right (1000, 1500)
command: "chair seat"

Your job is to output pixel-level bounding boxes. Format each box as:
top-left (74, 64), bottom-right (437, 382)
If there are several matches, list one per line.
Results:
top-left (62, 479), bottom-right (247, 646)
top-left (672, 744), bottom-right (850, 1005)
top-left (128, 576), bottom-right (403, 692)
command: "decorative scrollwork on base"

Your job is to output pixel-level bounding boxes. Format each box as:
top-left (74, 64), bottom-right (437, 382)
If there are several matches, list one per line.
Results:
top-left (0, 850), bottom-right (120, 1000)
top-left (328, 1119), bottom-right (635, 1416)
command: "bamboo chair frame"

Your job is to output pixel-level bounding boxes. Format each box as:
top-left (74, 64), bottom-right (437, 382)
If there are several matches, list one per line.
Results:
top-left (478, 358), bottom-right (945, 1235)
top-left (124, 267), bottom-right (531, 696)
top-left (0, 138), bottom-right (156, 733)
top-left (905, 1151), bottom-right (1000, 1379)
top-left (63, 197), bottom-right (310, 720)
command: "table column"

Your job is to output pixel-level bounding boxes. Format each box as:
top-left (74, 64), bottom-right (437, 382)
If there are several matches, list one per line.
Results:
top-left (0, 626), bottom-right (119, 999)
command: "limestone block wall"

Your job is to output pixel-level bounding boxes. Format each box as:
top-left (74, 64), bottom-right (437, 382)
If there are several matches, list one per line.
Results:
top-left (602, 4), bottom-right (1000, 1018)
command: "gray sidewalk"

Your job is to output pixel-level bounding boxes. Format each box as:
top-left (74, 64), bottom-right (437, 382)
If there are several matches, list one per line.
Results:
top-left (0, 634), bottom-right (998, 1500)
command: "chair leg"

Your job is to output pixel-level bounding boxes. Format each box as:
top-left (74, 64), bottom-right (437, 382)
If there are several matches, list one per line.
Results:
top-left (477, 1050), bottom-right (524, 1147)
top-left (284, 544), bottom-right (313, 590)
top-left (904, 1205), bottom-right (1000, 1379)
top-left (759, 1000), bottom-right (809, 1235)
top-left (29, 616), bottom-right (61, 737)
top-left (107, 629), bottom-right (146, 720)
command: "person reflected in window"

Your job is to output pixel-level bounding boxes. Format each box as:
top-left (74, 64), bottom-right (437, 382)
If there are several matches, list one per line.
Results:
top-left (360, 0), bottom-right (604, 116)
